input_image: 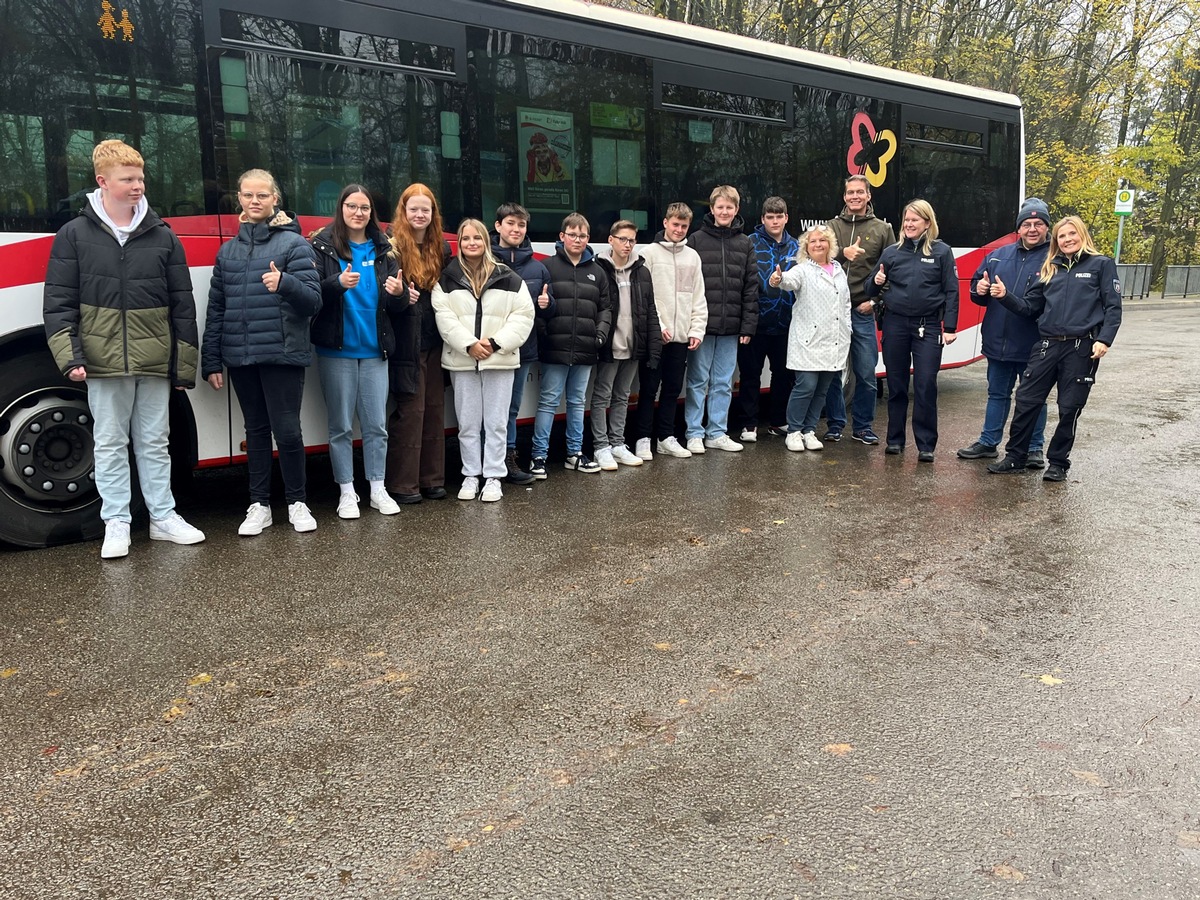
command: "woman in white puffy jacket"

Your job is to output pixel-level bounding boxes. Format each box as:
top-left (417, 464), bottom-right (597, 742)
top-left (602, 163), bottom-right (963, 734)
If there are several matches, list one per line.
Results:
top-left (769, 224), bottom-right (852, 452)
top-left (432, 219), bottom-right (535, 501)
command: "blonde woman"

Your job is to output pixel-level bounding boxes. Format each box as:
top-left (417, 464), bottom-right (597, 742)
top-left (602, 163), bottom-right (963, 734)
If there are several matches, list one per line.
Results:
top-left (432, 220), bottom-right (534, 502)
top-left (769, 224), bottom-right (851, 451)
top-left (864, 200), bottom-right (957, 461)
top-left (987, 217), bottom-right (1121, 482)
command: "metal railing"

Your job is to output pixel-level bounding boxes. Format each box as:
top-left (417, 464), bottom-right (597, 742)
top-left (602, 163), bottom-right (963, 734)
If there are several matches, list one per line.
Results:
top-left (1164, 266), bottom-right (1200, 298)
top-left (1116, 264), bottom-right (1153, 299)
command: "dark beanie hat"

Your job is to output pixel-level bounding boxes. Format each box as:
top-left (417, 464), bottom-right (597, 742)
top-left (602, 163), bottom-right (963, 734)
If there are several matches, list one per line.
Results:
top-left (1016, 198), bottom-right (1051, 229)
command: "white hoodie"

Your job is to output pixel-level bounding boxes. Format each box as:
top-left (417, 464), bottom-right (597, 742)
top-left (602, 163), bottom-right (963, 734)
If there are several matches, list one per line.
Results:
top-left (88, 189), bottom-right (148, 246)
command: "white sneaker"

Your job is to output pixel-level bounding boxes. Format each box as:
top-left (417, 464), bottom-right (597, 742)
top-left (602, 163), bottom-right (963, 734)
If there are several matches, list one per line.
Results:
top-left (802, 431), bottom-right (824, 451)
top-left (634, 437), bottom-right (653, 461)
top-left (238, 503), bottom-right (273, 536)
top-left (705, 435), bottom-right (744, 452)
top-left (101, 519), bottom-right (131, 559)
top-left (740, 428), bottom-right (758, 443)
top-left (288, 502), bottom-right (317, 533)
top-left (686, 437), bottom-right (706, 455)
top-left (458, 476), bottom-right (479, 500)
top-left (480, 478), bottom-right (503, 502)
top-left (337, 492), bottom-right (361, 519)
top-left (370, 491), bottom-right (400, 515)
top-left (611, 445), bottom-right (643, 467)
top-left (594, 446), bottom-right (618, 471)
top-left (149, 512), bottom-right (206, 545)
top-left (785, 431), bottom-right (806, 452)
top-left (656, 436), bottom-right (692, 458)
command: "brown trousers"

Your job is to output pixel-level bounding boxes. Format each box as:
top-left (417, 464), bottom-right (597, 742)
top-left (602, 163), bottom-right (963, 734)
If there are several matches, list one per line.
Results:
top-left (385, 348), bottom-right (446, 493)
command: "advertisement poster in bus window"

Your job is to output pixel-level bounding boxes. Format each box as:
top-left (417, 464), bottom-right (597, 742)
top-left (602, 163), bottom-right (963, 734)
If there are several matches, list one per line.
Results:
top-left (518, 108), bottom-right (575, 212)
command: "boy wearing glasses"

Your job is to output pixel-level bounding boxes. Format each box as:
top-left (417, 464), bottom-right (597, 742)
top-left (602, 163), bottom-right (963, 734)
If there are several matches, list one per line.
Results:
top-left (529, 213), bottom-right (613, 477)
top-left (592, 221), bottom-right (662, 469)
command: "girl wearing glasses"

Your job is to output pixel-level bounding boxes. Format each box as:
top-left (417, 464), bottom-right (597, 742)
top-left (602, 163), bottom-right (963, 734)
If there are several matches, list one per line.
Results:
top-left (201, 168), bottom-right (322, 534)
top-left (310, 184), bottom-right (413, 519)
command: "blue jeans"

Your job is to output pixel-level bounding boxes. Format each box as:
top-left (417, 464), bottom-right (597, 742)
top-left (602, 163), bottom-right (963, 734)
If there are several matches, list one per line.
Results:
top-left (87, 375), bottom-right (175, 522)
top-left (318, 355), bottom-right (388, 484)
top-left (507, 360), bottom-right (533, 451)
top-left (787, 371), bottom-right (839, 434)
top-left (685, 334), bottom-right (738, 440)
top-left (532, 363), bottom-right (592, 458)
top-left (824, 310), bottom-right (880, 432)
top-left (981, 358), bottom-right (1046, 451)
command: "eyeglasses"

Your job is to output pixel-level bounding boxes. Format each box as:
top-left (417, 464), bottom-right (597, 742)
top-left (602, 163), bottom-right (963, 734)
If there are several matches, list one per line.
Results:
top-left (343, 203), bottom-right (372, 214)
top-left (563, 232), bottom-right (590, 241)
top-left (239, 192), bottom-right (273, 202)
top-left (1019, 220), bottom-right (1047, 229)
top-left (610, 236), bottom-right (635, 245)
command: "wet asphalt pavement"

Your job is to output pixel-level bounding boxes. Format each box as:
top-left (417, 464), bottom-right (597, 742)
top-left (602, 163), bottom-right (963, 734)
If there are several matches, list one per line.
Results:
top-left (2, 307), bottom-right (1199, 899)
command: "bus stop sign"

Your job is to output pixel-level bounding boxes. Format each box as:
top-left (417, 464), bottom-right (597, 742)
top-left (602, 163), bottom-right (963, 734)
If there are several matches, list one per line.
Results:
top-left (1115, 188), bottom-right (1135, 216)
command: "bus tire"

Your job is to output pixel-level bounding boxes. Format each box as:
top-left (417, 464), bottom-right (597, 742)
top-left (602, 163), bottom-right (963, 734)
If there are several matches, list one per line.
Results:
top-left (0, 349), bottom-right (104, 548)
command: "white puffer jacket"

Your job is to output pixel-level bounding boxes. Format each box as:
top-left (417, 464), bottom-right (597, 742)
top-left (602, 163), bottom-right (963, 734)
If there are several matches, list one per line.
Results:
top-left (432, 258), bottom-right (535, 371)
top-left (779, 258), bottom-right (852, 372)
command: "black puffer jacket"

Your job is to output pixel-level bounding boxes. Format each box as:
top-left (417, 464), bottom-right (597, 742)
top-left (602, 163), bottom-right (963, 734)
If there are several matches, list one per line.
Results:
top-left (386, 239), bottom-right (451, 395)
top-left (309, 222), bottom-right (404, 358)
top-left (201, 212), bottom-right (320, 377)
top-left (687, 213), bottom-right (758, 337)
top-left (538, 244), bottom-right (613, 367)
top-left (594, 250), bottom-right (662, 366)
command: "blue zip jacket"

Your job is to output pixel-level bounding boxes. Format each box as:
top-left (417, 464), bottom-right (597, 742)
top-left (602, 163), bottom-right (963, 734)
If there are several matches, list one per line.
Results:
top-left (490, 232), bottom-right (555, 364)
top-left (998, 251), bottom-right (1122, 347)
top-left (865, 236), bottom-right (959, 331)
top-left (749, 224), bottom-right (799, 335)
top-left (969, 238), bottom-right (1048, 363)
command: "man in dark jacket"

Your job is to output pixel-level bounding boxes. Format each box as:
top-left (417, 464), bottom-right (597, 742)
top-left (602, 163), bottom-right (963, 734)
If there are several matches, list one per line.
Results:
top-left (492, 203), bottom-right (554, 484)
top-left (528, 213), bottom-right (613, 478)
top-left (958, 198), bottom-right (1051, 467)
top-left (685, 185), bottom-right (758, 453)
top-left (43, 139), bottom-right (204, 559)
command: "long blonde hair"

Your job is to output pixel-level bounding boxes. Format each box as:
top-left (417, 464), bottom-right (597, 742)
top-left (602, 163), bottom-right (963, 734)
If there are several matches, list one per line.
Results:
top-left (389, 183), bottom-right (445, 290)
top-left (457, 219), bottom-right (497, 298)
top-left (897, 199), bottom-right (939, 256)
top-left (1039, 216), bottom-right (1100, 283)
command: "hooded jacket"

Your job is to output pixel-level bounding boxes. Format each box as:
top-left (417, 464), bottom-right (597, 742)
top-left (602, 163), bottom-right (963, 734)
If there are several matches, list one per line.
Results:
top-left (490, 233), bottom-right (554, 364)
top-left (687, 213), bottom-right (758, 337)
top-left (969, 238), bottom-right (1049, 363)
top-left (44, 201), bottom-right (198, 386)
top-left (749, 223), bottom-right (800, 335)
top-left (201, 211), bottom-right (320, 377)
top-left (998, 251), bottom-right (1122, 347)
top-left (594, 246), bottom-right (663, 366)
top-left (431, 258), bottom-right (535, 371)
top-left (309, 222), bottom-right (404, 359)
top-left (826, 203), bottom-right (896, 305)
top-left (778, 258), bottom-right (852, 371)
top-left (864, 236), bottom-right (959, 332)
top-left (640, 232), bottom-right (707, 344)
top-left (538, 244), bottom-right (613, 367)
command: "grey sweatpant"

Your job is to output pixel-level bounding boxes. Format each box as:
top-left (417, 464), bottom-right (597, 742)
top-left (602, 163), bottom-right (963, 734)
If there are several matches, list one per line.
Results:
top-left (451, 368), bottom-right (515, 479)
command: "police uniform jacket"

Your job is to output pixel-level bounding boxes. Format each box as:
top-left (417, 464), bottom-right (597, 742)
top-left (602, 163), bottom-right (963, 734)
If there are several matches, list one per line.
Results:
top-left (998, 251), bottom-right (1122, 347)
top-left (865, 236), bottom-right (958, 332)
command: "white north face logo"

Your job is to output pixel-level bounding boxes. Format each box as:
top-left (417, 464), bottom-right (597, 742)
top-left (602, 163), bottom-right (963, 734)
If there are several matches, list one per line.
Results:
top-left (587, 274), bottom-right (596, 281)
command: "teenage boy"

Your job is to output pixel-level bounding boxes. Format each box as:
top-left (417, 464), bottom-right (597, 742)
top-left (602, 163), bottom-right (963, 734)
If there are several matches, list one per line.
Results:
top-left (686, 185), bottom-right (758, 453)
top-left (529, 213), bottom-right (613, 477)
top-left (823, 174), bottom-right (895, 444)
top-left (491, 202), bottom-right (554, 484)
top-left (593, 220), bottom-right (663, 469)
top-left (737, 196), bottom-right (798, 441)
top-left (43, 139), bottom-right (204, 559)
top-left (632, 203), bottom-right (708, 460)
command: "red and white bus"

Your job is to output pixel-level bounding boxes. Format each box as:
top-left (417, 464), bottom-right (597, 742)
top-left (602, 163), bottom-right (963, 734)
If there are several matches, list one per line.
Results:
top-left (0, 0), bottom-right (1023, 546)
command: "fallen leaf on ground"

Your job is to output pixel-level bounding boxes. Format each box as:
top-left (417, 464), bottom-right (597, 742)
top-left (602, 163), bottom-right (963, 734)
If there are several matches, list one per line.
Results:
top-left (0, 667), bottom-right (17, 679)
top-left (990, 864), bottom-right (1025, 881)
top-left (653, 642), bottom-right (673, 651)
top-left (772, 519), bottom-right (786, 525)
top-left (738, 527), bottom-right (753, 534)
top-left (1069, 769), bottom-right (1109, 788)
top-left (1178, 831), bottom-right (1200, 849)
top-left (823, 743), bottom-right (853, 757)
top-left (187, 673), bottom-right (212, 687)
top-left (1039, 674), bottom-right (1063, 686)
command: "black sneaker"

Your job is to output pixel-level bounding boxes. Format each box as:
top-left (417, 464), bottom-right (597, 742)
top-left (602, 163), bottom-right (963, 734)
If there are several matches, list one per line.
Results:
top-left (765, 424), bottom-right (788, 437)
top-left (529, 457), bottom-right (548, 480)
top-left (823, 429), bottom-right (843, 442)
top-left (420, 486), bottom-right (447, 500)
top-left (987, 456), bottom-right (1027, 474)
top-left (564, 453), bottom-right (601, 473)
top-left (957, 441), bottom-right (998, 459)
top-left (505, 448), bottom-right (535, 485)
top-left (1026, 450), bottom-right (1046, 469)
top-left (851, 428), bottom-right (880, 445)
top-left (1043, 465), bottom-right (1067, 482)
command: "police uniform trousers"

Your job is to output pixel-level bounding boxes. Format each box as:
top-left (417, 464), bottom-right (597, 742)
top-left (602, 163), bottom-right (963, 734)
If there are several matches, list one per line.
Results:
top-left (880, 312), bottom-right (944, 451)
top-left (1004, 337), bottom-right (1099, 471)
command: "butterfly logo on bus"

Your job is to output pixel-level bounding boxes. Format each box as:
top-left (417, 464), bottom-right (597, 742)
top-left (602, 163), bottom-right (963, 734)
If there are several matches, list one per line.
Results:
top-left (846, 112), bottom-right (896, 188)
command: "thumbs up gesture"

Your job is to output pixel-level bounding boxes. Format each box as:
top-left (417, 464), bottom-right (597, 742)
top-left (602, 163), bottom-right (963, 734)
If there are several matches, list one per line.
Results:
top-left (844, 236), bottom-right (864, 261)
top-left (262, 260), bottom-right (282, 293)
top-left (769, 264), bottom-right (782, 287)
top-left (384, 273), bottom-right (403, 296)
top-left (398, 269), bottom-right (419, 304)
top-left (990, 274), bottom-right (1006, 298)
top-left (537, 284), bottom-right (550, 309)
top-left (339, 262), bottom-right (360, 289)
top-left (977, 270), bottom-right (991, 295)
top-left (873, 263), bottom-right (887, 286)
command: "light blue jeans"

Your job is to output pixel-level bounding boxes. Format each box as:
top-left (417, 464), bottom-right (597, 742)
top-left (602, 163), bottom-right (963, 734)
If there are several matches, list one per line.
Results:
top-left (318, 355), bottom-right (389, 484)
top-left (87, 375), bottom-right (175, 523)
top-left (685, 334), bottom-right (739, 440)
top-left (532, 363), bottom-right (592, 458)
top-left (507, 360), bottom-right (533, 451)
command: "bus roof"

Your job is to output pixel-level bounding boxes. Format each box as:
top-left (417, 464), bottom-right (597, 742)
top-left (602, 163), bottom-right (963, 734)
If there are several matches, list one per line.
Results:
top-left (501, 0), bottom-right (1022, 110)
